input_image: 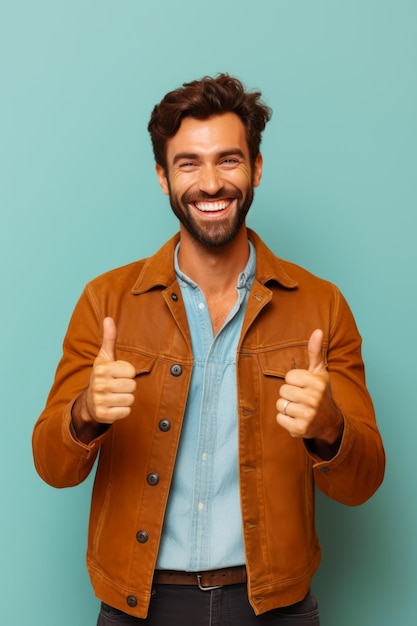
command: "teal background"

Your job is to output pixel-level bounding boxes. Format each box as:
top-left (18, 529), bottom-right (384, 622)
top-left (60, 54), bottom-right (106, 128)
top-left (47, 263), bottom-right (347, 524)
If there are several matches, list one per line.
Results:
top-left (1, 1), bottom-right (416, 624)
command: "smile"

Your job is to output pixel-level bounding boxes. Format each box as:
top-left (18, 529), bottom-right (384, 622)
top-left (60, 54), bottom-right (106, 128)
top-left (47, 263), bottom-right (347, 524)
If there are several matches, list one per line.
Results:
top-left (192, 200), bottom-right (232, 213)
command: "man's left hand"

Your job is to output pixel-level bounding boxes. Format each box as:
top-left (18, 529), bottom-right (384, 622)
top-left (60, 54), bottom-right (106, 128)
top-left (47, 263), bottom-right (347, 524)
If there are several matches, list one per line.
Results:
top-left (276, 329), bottom-right (344, 454)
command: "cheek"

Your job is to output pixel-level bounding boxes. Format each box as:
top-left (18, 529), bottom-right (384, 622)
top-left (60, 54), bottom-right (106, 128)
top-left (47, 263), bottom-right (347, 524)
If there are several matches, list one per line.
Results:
top-left (170, 171), bottom-right (198, 194)
top-left (234, 166), bottom-right (254, 187)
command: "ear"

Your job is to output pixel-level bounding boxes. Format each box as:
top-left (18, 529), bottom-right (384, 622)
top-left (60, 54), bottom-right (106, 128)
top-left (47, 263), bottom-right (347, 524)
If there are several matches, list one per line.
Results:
top-left (252, 153), bottom-right (263, 188)
top-left (155, 164), bottom-right (170, 195)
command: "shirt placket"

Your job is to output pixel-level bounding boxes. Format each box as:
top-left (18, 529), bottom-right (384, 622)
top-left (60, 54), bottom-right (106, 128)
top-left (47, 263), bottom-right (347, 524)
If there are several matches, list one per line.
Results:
top-left (189, 286), bottom-right (247, 570)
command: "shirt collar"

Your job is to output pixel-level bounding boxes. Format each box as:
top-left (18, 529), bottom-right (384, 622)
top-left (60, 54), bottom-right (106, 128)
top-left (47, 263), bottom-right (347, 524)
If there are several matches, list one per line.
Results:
top-left (131, 229), bottom-right (298, 295)
top-left (174, 241), bottom-right (256, 291)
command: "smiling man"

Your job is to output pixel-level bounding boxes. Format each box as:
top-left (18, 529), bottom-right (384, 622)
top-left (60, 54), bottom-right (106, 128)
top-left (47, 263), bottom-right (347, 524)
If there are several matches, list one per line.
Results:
top-left (156, 112), bottom-right (262, 250)
top-left (33, 74), bottom-right (385, 626)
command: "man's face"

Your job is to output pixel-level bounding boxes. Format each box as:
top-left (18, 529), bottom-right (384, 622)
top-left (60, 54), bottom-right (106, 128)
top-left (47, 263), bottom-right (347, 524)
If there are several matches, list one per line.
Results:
top-left (156, 112), bottom-right (263, 248)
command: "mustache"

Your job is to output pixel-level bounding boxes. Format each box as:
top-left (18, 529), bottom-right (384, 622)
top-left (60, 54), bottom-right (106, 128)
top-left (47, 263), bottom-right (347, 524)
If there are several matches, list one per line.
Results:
top-left (182, 187), bottom-right (243, 204)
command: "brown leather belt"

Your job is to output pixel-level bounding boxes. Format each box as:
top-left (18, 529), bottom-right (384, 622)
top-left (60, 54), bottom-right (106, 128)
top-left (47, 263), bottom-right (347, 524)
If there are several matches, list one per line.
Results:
top-left (153, 565), bottom-right (247, 590)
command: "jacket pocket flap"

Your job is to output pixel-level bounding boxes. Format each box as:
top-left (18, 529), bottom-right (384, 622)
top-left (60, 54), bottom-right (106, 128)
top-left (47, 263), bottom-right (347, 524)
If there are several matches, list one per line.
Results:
top-left (258, 345), bottom-right (309, 378)
top-left (119, 352), bottom-right (156, 376)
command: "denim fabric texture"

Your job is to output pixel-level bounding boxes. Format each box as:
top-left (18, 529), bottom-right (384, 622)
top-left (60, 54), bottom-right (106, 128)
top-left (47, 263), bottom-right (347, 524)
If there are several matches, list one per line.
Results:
top-left (156, 243), bottom-right (256, 571)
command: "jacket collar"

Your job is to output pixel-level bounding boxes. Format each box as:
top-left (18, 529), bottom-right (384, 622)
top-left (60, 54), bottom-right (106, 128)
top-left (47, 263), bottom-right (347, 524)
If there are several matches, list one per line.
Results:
top-left (247, 229), bottom-right (298, 289)
top-left (131, 229), bottom-right (298, 295)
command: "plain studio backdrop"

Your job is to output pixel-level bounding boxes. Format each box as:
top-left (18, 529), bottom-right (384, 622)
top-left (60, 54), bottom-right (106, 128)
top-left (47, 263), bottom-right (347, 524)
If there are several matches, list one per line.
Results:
top-left (1, 1), bottom-right (416, 624)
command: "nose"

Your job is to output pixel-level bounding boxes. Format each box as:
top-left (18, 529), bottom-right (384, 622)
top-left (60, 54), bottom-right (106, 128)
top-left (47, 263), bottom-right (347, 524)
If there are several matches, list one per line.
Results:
top-left (198, 164), bottom-right (222, 195)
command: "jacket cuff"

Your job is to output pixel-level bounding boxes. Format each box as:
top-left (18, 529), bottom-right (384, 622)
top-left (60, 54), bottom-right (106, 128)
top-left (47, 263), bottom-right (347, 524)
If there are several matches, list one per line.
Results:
top-left (62, 399), bottom-right (110, 458)
top-left (304, 413), bottom-right (348, 468)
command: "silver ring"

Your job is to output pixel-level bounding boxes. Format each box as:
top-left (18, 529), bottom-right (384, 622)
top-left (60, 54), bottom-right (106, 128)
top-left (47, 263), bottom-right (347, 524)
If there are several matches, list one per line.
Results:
top-left (283, 400), bottom-right (291, 415)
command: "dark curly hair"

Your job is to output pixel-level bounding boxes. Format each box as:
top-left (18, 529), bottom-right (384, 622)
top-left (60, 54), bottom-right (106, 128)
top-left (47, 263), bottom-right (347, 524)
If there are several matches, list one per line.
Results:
top-left (148, 73), bottom-right (272, 171)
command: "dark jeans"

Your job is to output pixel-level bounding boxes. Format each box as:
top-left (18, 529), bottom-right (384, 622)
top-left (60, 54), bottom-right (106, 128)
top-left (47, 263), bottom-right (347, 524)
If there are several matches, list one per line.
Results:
top-left (97, 584), bottom-right (320, 625)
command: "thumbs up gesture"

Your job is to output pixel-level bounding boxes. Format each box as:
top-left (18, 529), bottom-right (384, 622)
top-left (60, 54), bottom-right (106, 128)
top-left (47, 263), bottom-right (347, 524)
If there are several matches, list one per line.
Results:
top-left (276, 329), bottom-right (344, 456)
top-left (85, 317), bottom-right (137, 424)
top-left (71, 318), bottom-right (137, 443)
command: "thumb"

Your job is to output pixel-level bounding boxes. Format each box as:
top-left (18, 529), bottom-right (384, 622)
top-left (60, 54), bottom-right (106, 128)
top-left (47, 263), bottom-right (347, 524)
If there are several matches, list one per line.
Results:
top-left (98, 317), bottom-right (117, 361)
top-left (308, 328), bottom-right (326, 373)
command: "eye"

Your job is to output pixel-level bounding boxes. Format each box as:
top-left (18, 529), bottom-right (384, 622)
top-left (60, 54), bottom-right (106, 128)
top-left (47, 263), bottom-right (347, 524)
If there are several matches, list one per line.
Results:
top-left (219, 157), bottom-right (240, 169)
top-left (178, 161), bottom-right (198, 170)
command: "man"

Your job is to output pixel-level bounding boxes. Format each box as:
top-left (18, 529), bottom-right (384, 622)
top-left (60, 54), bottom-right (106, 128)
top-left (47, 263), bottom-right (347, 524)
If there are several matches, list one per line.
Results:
top-left (33, 74), bottom-right (385, 625)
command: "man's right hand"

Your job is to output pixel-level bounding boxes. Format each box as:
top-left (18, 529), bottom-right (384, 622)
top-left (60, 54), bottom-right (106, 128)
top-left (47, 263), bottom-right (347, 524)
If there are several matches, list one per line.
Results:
top-left (71, 317), bottom-right (137, 443)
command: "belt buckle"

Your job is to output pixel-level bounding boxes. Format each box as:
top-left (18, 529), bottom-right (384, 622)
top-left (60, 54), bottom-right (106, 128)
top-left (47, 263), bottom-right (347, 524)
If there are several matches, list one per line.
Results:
top-left (197, 573), bottom-right (222, 591)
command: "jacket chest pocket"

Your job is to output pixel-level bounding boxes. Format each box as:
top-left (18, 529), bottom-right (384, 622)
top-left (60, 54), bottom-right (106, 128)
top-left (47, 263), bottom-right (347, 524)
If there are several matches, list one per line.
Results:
top-left (238, 345), bottom-right (312, 417)
top-left (258, 344), bottom-right (310, 379)
top-left (117, 351), bottom-right (156, 377)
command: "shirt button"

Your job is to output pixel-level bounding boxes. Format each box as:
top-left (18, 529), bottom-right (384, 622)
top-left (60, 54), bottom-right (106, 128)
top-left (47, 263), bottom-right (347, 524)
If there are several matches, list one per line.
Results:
top-left (136, 530), bottom-right (149, 543)
top-left (197, 302), bottom-right (205, 310)
top-left (170, 364), bottom-right (183, 377)
top-left (126, 596), bottom-right (137, 608)
top-left (158, 419), bottom-right (171, 432)
top-left (147, 473), bottom-right (160, 486)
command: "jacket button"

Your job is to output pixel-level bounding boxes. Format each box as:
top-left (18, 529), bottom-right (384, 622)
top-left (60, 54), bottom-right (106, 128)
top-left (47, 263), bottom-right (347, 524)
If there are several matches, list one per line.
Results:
top-left (319, 467), bottom-right (330, 473)
top-left (147, 472), bottom-right (160, 486)
top-left (170, 364), bottom-right (183, 377)
top-left (126, 596), bottom-right (137, 608)
top-left (171, 293), bottom-right (178, 301)
top-left (136, 530), bottom-right (149, 543)
top-left (159, 419), bottom-right (171, 432)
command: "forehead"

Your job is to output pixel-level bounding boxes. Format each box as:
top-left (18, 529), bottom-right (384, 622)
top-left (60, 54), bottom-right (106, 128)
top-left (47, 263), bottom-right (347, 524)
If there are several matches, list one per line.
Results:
top-left (165, 112), bottom-right (250, 164)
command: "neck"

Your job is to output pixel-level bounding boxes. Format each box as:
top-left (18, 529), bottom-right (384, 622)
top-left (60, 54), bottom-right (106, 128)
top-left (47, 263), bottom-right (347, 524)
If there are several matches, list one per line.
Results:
top-left (178, 225), bottom-right (250, 295)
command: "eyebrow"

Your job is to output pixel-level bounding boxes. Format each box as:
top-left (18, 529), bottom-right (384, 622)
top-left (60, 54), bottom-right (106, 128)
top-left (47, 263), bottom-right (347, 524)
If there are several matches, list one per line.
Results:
top-left (172, 148), bottom-right (246, 165)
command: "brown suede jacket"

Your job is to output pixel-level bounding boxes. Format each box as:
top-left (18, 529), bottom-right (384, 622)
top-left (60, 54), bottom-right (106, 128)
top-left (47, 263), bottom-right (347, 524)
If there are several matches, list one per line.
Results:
top-left (32, 230), bottom-right (385, 618)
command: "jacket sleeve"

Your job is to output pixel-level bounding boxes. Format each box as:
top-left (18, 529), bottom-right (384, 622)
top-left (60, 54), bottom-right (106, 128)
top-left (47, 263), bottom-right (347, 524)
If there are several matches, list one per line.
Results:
top-left (32, 284), bottom-right (110, 488)
top-left (307, 287), bottom-right (385, 505)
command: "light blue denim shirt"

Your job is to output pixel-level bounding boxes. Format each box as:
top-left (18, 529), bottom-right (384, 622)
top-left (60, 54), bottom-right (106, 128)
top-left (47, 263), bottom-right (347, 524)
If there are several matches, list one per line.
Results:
top-left (156, 241), bottom-right (256, 571)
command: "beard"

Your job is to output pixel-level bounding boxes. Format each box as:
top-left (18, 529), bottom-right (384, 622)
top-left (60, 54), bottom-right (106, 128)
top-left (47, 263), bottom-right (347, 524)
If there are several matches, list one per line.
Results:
top-left (167, 182), bottom-right (255, 248)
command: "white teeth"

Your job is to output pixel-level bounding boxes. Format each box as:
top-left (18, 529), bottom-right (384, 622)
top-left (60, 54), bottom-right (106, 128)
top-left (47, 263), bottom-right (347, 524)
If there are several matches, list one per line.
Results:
top-left (194, 200), bottom-right (230, 212)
